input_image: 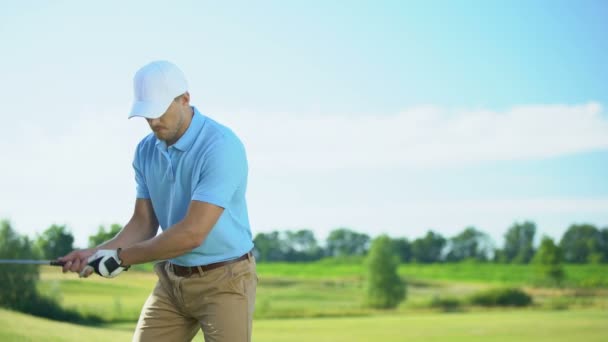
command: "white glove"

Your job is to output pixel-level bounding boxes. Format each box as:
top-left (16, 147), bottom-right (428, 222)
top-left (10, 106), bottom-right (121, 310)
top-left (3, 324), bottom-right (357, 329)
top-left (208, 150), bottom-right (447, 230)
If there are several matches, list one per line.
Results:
top-left (81, 249), bottom-right (129, 278)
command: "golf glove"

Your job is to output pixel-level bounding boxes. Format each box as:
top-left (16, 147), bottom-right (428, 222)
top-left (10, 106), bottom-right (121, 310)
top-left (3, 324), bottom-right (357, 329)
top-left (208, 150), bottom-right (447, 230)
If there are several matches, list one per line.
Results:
top-left (81, 249), bottom-right (129, 278)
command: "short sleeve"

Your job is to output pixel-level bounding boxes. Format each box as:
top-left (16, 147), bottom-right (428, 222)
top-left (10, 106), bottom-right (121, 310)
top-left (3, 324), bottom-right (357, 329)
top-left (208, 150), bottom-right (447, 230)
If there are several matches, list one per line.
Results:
top-left (133, 145), bottom-right (150, 199)
top-left (192, 138), bottom-right (247, 208)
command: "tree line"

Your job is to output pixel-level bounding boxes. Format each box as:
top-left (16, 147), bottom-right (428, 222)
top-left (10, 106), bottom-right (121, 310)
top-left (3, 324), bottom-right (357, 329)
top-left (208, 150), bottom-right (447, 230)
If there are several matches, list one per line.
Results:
top-left (1, 218), bottom-right (607, 265)
top-left (252, 222), bottom-right (608, 264)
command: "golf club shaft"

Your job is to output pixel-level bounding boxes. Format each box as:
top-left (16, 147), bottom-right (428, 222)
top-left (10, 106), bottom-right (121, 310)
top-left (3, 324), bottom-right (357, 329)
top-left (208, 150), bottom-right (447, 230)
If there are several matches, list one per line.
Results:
top-left (0, 259), bottom-right (66, 266)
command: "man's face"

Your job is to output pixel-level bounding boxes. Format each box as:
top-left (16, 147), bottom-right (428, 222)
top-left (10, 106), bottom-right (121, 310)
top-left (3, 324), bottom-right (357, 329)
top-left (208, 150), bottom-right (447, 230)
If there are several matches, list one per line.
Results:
top-left (146, 94), bottom-right (190, 145)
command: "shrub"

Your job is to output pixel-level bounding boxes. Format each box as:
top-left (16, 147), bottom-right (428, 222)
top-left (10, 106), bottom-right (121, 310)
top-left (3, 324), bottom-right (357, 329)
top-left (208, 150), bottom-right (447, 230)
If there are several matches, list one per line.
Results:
top-left (19, 295), bottom-right (103, 325)
top-left (429, 296), bottom-right (462, 312)
top-left (469, 287), bottom-right (532, 307)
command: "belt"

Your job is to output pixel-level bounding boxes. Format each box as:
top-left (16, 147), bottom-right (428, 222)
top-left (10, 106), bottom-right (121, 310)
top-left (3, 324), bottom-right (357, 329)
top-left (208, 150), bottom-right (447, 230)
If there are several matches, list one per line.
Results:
top-left (170, 251), bottom-right (252, 277)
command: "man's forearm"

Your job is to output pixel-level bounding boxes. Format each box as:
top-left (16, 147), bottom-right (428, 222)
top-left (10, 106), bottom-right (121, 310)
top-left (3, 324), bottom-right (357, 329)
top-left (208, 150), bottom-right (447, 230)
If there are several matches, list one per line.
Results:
top-left (118, 221), bottom-right (210, 266)
top-left (97, 219), bottom-right (158, 251)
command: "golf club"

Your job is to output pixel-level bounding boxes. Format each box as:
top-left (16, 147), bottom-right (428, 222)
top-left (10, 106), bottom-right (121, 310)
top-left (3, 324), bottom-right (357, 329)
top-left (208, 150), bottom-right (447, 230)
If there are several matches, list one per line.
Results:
top-left (0, 259), bottom-right (66, 266)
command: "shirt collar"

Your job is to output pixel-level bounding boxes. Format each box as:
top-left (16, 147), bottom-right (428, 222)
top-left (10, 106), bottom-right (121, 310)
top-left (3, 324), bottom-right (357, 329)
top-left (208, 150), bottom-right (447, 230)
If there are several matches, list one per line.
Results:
top-left (155, 106), bottom-right (205, 152)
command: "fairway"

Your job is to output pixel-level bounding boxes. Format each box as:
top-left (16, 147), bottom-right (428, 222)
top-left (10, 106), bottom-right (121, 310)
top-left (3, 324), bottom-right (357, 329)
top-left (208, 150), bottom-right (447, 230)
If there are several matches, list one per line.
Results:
top-left (254, 310), bottom-right (608, 342)
top-left (2, 308), bottom-right (606, 341)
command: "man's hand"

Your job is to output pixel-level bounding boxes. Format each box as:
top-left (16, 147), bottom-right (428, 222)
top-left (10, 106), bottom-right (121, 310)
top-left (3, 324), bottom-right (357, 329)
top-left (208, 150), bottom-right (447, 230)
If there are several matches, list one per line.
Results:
top-left (58, 248), bottom-right (97, 275)
top-left (82, 249), bottom-right (129, 278)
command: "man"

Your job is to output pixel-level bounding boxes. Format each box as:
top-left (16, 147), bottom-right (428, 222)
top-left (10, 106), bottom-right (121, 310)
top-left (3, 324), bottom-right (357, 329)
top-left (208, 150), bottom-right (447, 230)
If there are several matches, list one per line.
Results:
top-left (59, 60), bottom-right (257, 342)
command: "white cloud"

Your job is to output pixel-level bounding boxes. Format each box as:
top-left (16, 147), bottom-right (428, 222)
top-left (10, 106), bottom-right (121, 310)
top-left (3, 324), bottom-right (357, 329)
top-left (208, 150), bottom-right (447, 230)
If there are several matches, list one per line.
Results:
top-left (216, 102), bottom-right (608, 170)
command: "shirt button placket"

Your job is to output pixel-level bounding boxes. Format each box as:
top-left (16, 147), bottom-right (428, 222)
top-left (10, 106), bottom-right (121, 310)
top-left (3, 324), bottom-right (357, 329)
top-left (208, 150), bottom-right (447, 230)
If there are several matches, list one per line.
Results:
top-left (168, 148), bottom-right (176, 181)
top-left (163, 149), bottom-right (174, 182)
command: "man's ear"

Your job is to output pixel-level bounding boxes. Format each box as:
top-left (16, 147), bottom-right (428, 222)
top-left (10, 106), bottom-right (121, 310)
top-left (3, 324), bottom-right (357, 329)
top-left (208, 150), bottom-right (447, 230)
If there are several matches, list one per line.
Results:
top-left (181, 92), bottom-right (190, 105)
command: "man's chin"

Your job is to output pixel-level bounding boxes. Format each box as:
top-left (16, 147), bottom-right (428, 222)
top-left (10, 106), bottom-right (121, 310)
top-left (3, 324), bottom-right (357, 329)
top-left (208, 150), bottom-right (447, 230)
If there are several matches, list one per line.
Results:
top-left (154, 132), bottom-right (177, 144)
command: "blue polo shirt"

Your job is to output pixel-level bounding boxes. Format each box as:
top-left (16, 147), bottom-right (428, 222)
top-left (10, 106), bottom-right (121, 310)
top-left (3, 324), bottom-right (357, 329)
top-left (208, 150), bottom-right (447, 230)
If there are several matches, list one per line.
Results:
top-left (132, 107), bottom-right (253, 266)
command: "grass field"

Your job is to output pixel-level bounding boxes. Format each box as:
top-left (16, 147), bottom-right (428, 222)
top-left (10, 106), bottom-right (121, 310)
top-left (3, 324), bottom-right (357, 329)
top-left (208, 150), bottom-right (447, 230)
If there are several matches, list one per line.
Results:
top-left (38, 268), bottom-right (156, 321)
top-left (0, 308), bottom-right (131, 342)
top-left (2, 261), bottom-right (606, 340)
top-left (252, 310), bottom-right (608, 342)
top-left (132, 259), bottom-right (608, 287)
top-left (255, 260), bottom-right (608, 287)
top-left (2, 308), bottom-right (606, 341)
top-left (36, 263), bottom-right (608, 321)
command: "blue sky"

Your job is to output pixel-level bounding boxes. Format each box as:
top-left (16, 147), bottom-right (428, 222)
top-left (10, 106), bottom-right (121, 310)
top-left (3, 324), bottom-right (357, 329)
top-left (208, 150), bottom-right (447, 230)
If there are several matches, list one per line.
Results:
top-left (1, 1), bottom-right (607, 248)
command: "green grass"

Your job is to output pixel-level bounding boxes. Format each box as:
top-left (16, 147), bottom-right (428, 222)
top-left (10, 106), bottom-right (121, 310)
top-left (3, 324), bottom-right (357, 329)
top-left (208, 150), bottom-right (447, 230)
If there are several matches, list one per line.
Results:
top-left (399, 263), bottom-right (608, 287)
top-left (37, 269), bottom-right (156, 322)
top-left (255, 261), bottom-right (608, 287)
top-left (35, 263), bottom-right (608, 322)
top-left (256, 277), bottom-right (369, 318)
top-left (257, 260), bottom-right (366, 279)
top-left (2, 308), bottom-right (606, 342)
top-left (6, 261), bottom-right (608, 340)
top-left (255, 310), bottom-right (608, 342)
top-left (136, 260), bottom-right (608, 286)
top-left (0, 308), bottom-right (131, 341)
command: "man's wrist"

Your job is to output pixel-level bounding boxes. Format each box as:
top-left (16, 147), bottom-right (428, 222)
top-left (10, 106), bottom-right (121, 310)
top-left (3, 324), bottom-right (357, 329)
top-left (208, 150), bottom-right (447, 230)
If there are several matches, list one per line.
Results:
top-left (116, 248), bottom-right (131, 269)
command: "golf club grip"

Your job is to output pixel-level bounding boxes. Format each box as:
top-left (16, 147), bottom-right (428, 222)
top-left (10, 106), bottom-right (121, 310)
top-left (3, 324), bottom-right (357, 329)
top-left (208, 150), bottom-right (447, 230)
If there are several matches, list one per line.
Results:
top-left (50, 260), bottom-right (66, 266)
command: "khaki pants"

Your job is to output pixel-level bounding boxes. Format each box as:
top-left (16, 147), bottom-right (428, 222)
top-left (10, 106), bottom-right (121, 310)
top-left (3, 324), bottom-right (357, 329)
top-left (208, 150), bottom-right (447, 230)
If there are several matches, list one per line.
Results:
top-left (133, 256), bottom-right (257, 342)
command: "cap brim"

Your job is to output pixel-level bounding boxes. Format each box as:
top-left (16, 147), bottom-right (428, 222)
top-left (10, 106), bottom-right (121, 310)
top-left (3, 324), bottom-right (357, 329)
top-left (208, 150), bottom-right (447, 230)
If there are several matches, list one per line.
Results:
top-left (128, 100), bottom-right (171, 119)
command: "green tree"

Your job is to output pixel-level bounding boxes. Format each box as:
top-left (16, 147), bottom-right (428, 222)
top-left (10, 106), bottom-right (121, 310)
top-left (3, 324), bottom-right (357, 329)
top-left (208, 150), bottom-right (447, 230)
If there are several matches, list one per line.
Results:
top-left (253, 231), bottom-right (286, 262)
top-left (493, 248), bottom-right (505, 263)
top-left (559, 224), bottom-right (603, 263)
top-left (325, 228), bottom-right (370, 257)
top-left (533, 236), bottom-right (565, 286)
top-left (0, 220), bottom-right (102, 324)
top-left (36, 224), bottom-right (74, 259)
top-left (445, 227), bottom-right (492, 262)
top-left (365, 235), bottom-right (406, 309)
top-left (284, 229), bottom-right (323, 261)
top-left (0, 220), bottom-right (39, 310)
top-left (88, 224), bottom-right (122, 248)
top-left (392, 237), bottom-right (411, 263)
top-left (253, 229), bottom-right (324, 262)
top-left (502, 221), bottom-right (536, 263)
top-left (411, 230), bottom-right (446, 263)
top-left (601, 228), bottom-right (608, 263)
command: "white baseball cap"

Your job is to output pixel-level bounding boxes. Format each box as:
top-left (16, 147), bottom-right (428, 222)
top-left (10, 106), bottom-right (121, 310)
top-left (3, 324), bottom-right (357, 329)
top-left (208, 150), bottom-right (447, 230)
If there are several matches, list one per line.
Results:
top-left (128, 60), bottom-right (188, 119)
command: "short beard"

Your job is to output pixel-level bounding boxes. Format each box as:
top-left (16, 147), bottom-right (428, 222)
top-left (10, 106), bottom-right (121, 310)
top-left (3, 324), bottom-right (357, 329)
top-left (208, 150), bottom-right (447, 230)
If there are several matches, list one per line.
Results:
top-left (164, 108), bottom-right (186, 145)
